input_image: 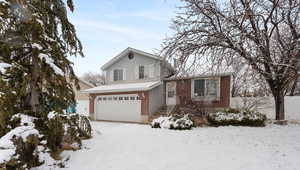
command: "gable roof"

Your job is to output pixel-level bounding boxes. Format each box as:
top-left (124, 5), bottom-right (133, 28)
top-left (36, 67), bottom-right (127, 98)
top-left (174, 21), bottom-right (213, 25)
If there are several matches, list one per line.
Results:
top-left (78, 78), bottom-right (95, 88)
top-left (101, 47), bottom-right (163, 70)
top-left (83, 81), bottom-right (161, 93)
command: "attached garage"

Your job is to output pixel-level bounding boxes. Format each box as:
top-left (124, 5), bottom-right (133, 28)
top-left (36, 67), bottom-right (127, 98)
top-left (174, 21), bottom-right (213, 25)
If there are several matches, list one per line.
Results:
top-left (84, 81), bottom-right (163, 123)
top-left (95, 94), bottom-right (141, 122)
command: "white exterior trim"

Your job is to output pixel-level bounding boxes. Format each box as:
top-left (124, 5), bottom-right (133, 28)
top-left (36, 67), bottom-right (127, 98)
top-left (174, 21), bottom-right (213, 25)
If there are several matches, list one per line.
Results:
top-left (191, 77), bottom-right (221, 101)
top-left (101, 47), bottom-right (163, 70)
top-left (84, 81), bottom-right (162, 94)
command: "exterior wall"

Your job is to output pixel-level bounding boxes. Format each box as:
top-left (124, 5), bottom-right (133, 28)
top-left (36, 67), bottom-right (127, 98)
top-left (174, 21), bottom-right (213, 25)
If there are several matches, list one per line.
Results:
top-left (74, 81), bottom-right (93, 100)
top-left (89, 91), bottom-right (149, 122)
top-left (148, 85), bottom-right (164, 115)
top-left (104, 52), bottom-right (161, 84)
top-left (167, 75), bottom-right (231, 109)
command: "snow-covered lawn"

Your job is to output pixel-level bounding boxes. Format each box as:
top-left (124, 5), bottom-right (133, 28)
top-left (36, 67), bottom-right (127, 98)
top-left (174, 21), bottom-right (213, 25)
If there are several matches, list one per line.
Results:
top-left (52, 122), bottom-right (300, 170)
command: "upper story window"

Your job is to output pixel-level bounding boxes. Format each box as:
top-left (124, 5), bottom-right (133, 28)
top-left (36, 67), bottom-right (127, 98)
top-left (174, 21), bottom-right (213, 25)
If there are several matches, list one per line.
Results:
top-left (113, 69), bottom-right (123, 81)
top-left (193, 78), bottom-right (219, 99)
top-left (139, 66), bottom-right (145, 79)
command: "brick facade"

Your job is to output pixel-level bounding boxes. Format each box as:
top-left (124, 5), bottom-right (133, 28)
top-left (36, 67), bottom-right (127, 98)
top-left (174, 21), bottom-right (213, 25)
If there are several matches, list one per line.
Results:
top-left (167, 75), bottom-right (231, 109)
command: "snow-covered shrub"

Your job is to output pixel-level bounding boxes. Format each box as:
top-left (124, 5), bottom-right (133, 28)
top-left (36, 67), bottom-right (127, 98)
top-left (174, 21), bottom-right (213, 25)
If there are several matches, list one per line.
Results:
top-left (0, 115), bottom-right (43, 169)
top-left (208, 108), bottom-right (266, 127)
top-left (0, 112), bottom-right (92, 169)
top-left (151, 114), bottom-right (193, 130)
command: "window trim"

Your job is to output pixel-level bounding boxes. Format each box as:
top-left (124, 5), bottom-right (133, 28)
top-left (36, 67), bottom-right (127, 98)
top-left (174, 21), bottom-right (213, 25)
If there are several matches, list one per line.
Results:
top-left (138, 65), bottom-right (145, 79)
top-left (191, 77), bottom-right (220, 101)
top-left (113, 69), bottom-right (124, 81)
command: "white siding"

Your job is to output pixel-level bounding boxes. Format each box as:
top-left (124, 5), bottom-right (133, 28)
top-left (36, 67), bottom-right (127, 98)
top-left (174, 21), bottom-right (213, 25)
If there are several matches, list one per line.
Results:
top-left (148, 85), bottom-right (164, 115)
top-left (105, 52), bottom-right (161, 84)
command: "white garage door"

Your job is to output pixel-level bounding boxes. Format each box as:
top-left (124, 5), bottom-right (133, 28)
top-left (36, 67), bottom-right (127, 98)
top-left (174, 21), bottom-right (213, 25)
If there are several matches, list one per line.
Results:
top-left (96, 94), bottom-right (141, 122)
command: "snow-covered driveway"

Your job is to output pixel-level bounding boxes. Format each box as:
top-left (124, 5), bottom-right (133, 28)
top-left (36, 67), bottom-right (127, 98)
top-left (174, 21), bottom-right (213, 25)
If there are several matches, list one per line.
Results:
top-left (63, 122), bottom-right (300, 170)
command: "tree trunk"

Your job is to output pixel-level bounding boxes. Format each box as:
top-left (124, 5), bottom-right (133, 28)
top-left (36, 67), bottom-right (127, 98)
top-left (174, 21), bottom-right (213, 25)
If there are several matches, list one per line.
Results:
top-left (29, 51), bottom-right (40, 113)
top-left (274, 91), bottom-right (285, 120)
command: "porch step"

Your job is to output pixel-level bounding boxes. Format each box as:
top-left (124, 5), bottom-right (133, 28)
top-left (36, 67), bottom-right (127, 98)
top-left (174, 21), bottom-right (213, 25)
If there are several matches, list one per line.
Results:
top-left (157, 105), bottom-right (177, 116)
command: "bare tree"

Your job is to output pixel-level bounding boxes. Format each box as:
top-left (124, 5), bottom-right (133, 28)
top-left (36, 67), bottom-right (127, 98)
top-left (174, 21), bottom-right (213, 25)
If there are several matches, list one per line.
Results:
top-left (162, 0), bottom-right (300, 121)
top-left (81, 72), bottom-right (105, 86)
top-left (231, 57), bottom-right (271, 97)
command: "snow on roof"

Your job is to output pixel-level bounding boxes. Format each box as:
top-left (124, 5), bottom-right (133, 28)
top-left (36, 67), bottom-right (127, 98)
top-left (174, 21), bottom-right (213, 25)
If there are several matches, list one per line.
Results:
top-left (83, 81), bottom-right (161, 93)
top-left (101, 47), bottom-right (163, 70)
top-left (165, 72), bottom-right (232, 80)
top-left (78, 78), bottom-right (95, 88)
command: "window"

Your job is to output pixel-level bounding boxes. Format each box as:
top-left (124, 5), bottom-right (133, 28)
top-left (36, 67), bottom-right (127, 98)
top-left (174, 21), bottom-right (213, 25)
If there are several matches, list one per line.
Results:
top-left (139, 66), bottom-right (145, 79)
top-left (168, 91), bottom-right (175, 98)
top-left (194, 79), bottom-right (205, 97)
top-left (193, 78), bottom-right (219, 99)
top-left (130, 97), bottom-right (135, 100)
top-left (113, 69), bottom-right (123, 81)
top-left (124, 97), bottom-right (129, 100)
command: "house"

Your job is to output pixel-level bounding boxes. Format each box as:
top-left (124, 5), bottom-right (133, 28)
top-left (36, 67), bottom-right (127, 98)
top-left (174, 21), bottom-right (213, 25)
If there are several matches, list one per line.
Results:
top-left (73, 78), bottom-right (95, 115)
top-left (84, 47), bottom-right (174, 122)
top-left (165, 73), bottom-right (231, 113)
top-left (84, 47), bottom-right (231, 123)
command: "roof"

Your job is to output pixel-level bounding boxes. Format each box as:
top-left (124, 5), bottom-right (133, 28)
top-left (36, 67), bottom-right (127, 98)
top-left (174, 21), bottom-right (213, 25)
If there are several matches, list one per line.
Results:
top-left (83, 81), bottom-right (162, 94)
top-left (101, 47), bottom-right (163, 70)
top-left (165, 72), bottom-right (232, 81)
top-left (78, 78), bottom-right (95, 88)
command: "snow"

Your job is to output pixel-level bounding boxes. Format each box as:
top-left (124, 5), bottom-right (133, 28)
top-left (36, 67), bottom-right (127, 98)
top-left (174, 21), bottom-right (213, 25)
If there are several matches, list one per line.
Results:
top-left (0, 63), bottom-right (11, 72)
top-left (151, 115), bottom-right (193, 129)
top-left (44, 122), bottom-right (300, 170)
top-left (211, 111), bottom-right (265, 121)
top-left (32, 43), bottom-right (43, 50)
top-left (39, 53), bottom-right (64, 76)
top-left (84, 81), bottom-right (162, 93)
top-left (11, 113), bottom-right (36, 127)
top-left (47, 111), bottom-right (57, 119)
top-left (0, 126), bottom-right (40, 164)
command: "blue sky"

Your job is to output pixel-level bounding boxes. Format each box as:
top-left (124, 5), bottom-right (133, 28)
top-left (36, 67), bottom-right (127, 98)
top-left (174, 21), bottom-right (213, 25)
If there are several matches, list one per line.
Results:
top-left (68, 0), bottom-right (181, 76)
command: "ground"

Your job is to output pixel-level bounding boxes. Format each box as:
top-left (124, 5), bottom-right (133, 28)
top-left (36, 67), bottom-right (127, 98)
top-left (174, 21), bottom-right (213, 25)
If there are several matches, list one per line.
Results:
top-left (42, 122), bottom-right (300, 170)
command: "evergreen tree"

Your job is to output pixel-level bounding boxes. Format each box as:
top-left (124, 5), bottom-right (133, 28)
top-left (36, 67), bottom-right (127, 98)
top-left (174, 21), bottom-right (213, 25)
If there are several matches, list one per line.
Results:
top-left (0, 0), bottom-right (83, 121)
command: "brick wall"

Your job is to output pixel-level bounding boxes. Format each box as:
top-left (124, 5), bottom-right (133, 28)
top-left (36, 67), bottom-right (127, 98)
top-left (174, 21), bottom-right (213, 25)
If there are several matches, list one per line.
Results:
top-left (171, 75), bottom-right (231, 109)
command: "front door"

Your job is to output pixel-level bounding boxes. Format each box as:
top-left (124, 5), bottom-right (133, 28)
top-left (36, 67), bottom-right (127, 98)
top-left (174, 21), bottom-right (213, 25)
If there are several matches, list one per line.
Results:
top-left (166, 81), bottom-right (176, 105)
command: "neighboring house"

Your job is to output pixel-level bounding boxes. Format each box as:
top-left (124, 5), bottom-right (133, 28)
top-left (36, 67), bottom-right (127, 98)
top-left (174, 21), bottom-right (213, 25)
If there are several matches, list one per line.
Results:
top-left (164, 73), bottom-right (231, 112)
top-left (84, 47), bottom-right (174, 122)
top-left (73, 78), bottom-right (95, 115)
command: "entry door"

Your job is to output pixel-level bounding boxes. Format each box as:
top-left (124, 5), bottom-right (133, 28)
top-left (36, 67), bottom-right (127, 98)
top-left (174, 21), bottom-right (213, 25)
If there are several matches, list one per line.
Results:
top-left (166, 81), bottom-right (176, 105)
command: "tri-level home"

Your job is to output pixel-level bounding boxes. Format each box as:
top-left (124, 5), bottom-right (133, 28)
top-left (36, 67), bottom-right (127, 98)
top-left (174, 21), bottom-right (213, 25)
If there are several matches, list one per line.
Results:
top-left (84, 47), bottom-right (174, 122)
top-left (84, 47), bottom-right (232, 123)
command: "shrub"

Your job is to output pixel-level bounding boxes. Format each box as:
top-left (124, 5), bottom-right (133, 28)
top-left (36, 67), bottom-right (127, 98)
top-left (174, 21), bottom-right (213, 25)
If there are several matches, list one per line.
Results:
top-left (0, 112), bottom-right (92, 169)
top-left (208, 108), bottom-right (266, 127)
top-left (151, 114), bottom-right (194, 130)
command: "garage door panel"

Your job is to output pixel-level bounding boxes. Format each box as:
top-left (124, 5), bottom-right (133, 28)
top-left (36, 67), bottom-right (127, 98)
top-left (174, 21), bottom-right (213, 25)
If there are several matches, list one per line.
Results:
top-left (96, 94), bottom-right (141, 122)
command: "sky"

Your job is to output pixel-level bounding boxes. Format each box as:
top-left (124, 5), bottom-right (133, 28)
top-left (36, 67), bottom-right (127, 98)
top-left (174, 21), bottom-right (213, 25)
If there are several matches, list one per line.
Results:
top-left (68, 0), bottom-right (182, 76)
